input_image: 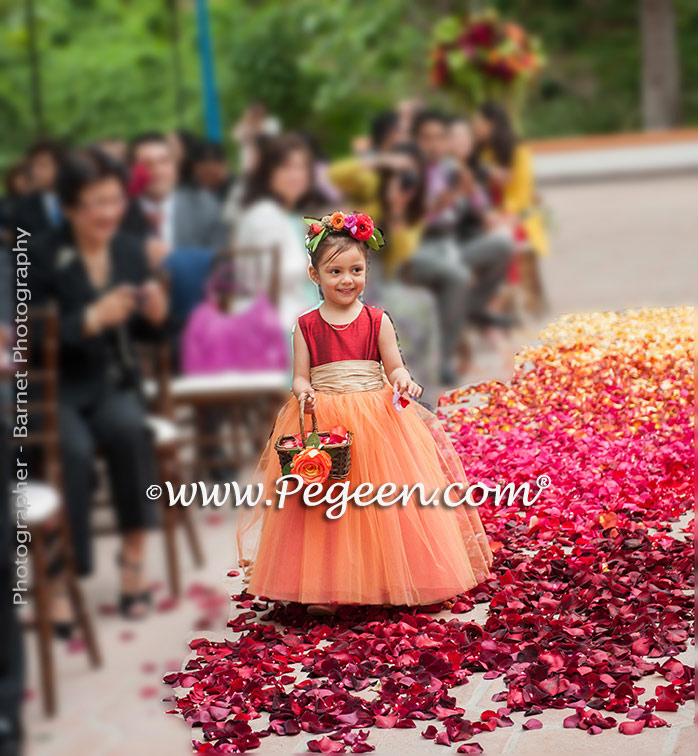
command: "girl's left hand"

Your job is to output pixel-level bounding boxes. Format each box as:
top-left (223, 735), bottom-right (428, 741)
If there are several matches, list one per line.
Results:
top-left (393, 370), bottom-right (422, 400)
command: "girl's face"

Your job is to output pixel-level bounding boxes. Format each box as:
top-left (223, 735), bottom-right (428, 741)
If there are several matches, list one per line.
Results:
top-left (270, 149), bottom-right (311, 209)
top-left (309, 244), bottom-right (367, 306)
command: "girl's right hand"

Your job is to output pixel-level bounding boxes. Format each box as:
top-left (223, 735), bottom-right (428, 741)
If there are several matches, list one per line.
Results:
top-left (299, 389), bottom-right (316, 413)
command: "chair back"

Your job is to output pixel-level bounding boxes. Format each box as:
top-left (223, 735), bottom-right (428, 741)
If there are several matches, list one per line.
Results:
top-left (2, 305), bottom-right (63, 491)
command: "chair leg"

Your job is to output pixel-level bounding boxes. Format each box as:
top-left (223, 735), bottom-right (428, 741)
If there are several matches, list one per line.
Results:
top-left (159, 448), bottom-right (182, 598)
top-left (182, 506), bottom-right (204, 568)
top-left (31, 525), bottom-right (56, 717)
top-left (166, 446), bottom-right (203, 568)
top-left (162, 503), bottom-right (181, 597)
top-left (58, 511), bottom-right (101, 668)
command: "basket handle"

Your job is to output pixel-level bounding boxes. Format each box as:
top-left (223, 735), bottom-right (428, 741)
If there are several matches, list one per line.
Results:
top-left (298, 394), bottom-right (319, 444)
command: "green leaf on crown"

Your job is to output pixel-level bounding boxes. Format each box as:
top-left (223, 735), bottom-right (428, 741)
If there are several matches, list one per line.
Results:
top-left (309, 231), bottom-right (326, 252)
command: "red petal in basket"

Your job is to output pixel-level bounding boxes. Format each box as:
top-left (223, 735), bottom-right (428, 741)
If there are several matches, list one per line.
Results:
top-left (328, 425), bottom-right (348, 444)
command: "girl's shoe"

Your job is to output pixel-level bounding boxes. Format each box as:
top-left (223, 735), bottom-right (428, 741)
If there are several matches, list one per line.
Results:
top-left (116, 551), bottom-right (152, 620)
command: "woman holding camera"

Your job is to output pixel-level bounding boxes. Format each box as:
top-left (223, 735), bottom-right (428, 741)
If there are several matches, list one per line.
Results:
top-left (31, 148), bottom-right (168, 628)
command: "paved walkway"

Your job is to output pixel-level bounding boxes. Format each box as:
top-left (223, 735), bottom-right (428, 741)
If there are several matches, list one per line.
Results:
top-left (21, 171), bottom-right (696, 755)
top-left (532, 129), bottom-right (698, 182)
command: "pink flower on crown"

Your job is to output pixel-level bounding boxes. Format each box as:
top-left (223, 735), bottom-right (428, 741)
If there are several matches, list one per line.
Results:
top-left (343, 214), bottom-right (357, 233)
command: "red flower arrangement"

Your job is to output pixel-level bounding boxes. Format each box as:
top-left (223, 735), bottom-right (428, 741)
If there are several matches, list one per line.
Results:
top-left (431, 9), bottom-right (545, 111)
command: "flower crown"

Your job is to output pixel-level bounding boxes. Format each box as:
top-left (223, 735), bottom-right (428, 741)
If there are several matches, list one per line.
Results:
top-left (303, 211), bottom-right (385, 253)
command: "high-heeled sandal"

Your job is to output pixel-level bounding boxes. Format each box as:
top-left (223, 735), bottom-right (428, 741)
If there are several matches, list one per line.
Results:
top-left (45, 552), bottom-right (78, 640)
top-left (116, 551), bottom-right (152, 620)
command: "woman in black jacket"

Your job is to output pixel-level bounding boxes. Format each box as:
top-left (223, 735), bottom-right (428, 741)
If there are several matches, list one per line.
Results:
top-left (30, 148), bottom-right (168, 625)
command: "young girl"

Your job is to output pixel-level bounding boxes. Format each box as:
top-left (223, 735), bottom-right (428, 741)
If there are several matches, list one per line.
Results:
top-left (237, 211), bottom-right (492, 612)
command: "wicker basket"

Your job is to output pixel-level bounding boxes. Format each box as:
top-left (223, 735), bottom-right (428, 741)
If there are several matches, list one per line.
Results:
top-left (274, 396), bottom-right (353, 479)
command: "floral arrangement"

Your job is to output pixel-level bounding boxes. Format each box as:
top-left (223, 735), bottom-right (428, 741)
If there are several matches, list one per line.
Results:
top-left (431, 9), bottom-right (545, 112)
top-left (303, 211), bottom-right (385, 254)
top-left (280, 424), bottom-right (349, 484)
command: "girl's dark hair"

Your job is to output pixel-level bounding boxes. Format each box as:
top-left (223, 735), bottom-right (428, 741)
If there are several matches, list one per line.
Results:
top-left (242, 133), bottom-right (316, 209)
top-left (477, 101), bottom-right (518, 167)
top-left (56, 147), bottom-right (127, 207)
top-left (309, 231), bottom-right (369, 270)
top-left (378, 142), bottom-right (426, 226)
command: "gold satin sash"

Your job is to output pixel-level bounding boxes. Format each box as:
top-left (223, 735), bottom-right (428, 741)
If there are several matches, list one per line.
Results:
top-left (310, 359), bottom-right (387, 394)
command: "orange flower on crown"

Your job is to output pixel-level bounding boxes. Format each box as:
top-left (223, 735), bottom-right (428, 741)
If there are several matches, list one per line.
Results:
top-left (291, 447), bottom-right (332, 485)
top-left (330, 211), bottom-right (346, 230)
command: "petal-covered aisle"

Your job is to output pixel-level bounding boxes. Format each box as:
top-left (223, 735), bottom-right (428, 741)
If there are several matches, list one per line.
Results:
top-left (164, 307), bottom-right (694, 755)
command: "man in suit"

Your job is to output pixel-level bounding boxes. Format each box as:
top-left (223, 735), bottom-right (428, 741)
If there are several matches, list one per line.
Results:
top-left (121, 132), bottom-right (228, 269)
top-left (10, 139), bottom-right (66, 240)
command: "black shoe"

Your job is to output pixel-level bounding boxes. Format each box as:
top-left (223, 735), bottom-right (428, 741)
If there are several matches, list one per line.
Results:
top-left (47, 571), bottom-right (77, 640)
top-left (53, 620), bottom-right (77, 641)
top-left (440, 366), bottom-right (458, 386)
top-left (471, 310), bottom-right (517, 329)
top-left (116, 551), bottom-right (152, 620)
top-left (118, 590), bottom-right (153, 620)
top-left (0, 718), bottom-right (22, 756)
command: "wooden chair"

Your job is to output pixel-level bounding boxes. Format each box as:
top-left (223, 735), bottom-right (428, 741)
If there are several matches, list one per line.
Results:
top-left (4, 305), bottom-right (101, 716)
top-left (136, 336), bottom-right (204, 597)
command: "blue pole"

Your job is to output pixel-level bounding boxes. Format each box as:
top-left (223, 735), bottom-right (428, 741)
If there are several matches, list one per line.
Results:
top-left (195, 0), bottom-right (222, 142)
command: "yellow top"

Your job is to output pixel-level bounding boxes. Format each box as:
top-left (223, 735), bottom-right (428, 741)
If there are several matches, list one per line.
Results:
top-left (481, 144), bottom-right (550, 257)
top-left (328, 157), bottom-right (424, 275)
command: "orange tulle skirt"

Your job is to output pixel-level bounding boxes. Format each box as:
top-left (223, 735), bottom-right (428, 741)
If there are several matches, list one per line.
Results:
top-left (237, 385), bottom-right (492, 606)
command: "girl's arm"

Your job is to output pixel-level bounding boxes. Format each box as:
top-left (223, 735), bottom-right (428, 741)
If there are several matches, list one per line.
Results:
top-left (377, 313), bottom-right (422, 399)
top-left (291, 324), bottom-right (316, 412)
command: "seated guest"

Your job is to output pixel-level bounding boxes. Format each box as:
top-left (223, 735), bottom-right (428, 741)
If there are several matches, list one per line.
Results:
top-left (11, 139), bottom-right (66, 238)
top-left (472, 102), bottom-right (549, 258)
top-left (181, 258), bottom-right (289, 375)
top-left (0, 161), bottom-right (31, 246)
top-left (235, 134), bottom-right (321, 331)
top-left (232, 100), bottom-right (281, 174)
top-left (121, 132), bottom-right (228, 269)
top-left (410, 109), bottom-right (472, 383)
top-left (30, 147), bottom-right (168, 624)
top-left (369, 110), bottom-right (408, 154)
top-left (191, 139), bottom-right (236, 203)
top-left (448, 115), bottom-right (515, 329)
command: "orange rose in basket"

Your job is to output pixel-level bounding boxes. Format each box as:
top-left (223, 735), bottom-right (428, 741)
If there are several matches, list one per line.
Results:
top-left (291, 447), bottom-right (333, 485)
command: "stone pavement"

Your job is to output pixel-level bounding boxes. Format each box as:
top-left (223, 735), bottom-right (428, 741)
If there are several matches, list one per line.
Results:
top-left (20, 171), bottom-right (696, 755)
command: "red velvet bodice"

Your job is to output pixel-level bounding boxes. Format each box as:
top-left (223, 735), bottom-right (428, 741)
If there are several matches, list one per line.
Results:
top-left (297, 304), bottom-right (383, 367)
